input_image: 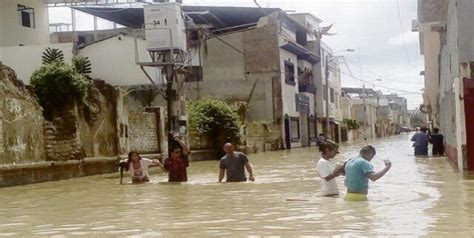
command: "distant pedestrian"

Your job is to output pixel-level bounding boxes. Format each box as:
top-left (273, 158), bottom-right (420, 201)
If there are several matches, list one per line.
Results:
top-left (429, 128), bottom-right (444, 156)
top-left (411, 128), bottom-right (429, 156)
top-left (125, 151), bottom-right (165, 184)
top-left (219, 143), bottom-right (255, 182)
top-left (316, 140), bottom-right (344, 197)
top-left (317, 133), bottom-right (327, 145)
top-left (344, 145), bottom-right (391, 201)
top-left (164, 136), bottom-right (190, 182)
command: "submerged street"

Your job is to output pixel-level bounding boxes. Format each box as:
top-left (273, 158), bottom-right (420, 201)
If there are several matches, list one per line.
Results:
top-left (0, 133), bottom-right (473, 237)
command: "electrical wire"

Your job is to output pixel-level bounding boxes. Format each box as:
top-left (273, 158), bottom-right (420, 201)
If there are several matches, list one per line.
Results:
top-left (395, 0), bottom-right (413, 66)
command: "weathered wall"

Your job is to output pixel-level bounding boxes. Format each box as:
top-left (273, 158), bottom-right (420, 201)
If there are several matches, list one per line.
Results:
top-left (0, 64), bottom-right (44, 164)
top-left (77, 81), bottom-right (118, 158)
top-left (455, 0), bottom-right (474, 64)
top-left (185, 14), bottom-right (280, 123)
top-left (418, 0), bottom-right (448, 24)
top-left (43, 109), bottom-right (84, 161)
top-left (128, 111), bottom-right (160, 153)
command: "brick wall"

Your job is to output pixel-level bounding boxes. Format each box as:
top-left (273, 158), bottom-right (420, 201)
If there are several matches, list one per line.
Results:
top-left (43, 110), bottom-right (84, 161)
top-left (128, 111), bottom-right (159, 153)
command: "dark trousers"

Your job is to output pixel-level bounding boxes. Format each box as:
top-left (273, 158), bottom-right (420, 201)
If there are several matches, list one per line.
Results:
top-left (432, 144), bottom-right (444, 156)
top-left (414, 146), bottom-right (428, 156)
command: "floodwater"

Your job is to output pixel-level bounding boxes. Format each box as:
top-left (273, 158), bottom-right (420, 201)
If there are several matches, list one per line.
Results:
top-left (0, 134), bottom-right (473, 237)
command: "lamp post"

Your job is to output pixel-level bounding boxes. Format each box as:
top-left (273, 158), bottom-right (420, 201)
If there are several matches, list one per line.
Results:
top-left (324, 49), bottom-right (354, 139)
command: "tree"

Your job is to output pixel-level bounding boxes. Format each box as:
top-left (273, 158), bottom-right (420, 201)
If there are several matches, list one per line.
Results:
top-left (31, 48), bottom-right (91, 119)
top-left (42, 47), bottom-right (65, 64)
top-left (187, 98), bottom-right (241, 157)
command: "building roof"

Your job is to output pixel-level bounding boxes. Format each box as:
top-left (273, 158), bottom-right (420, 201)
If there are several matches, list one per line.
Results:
top-left (341, 87), bottom-right (378, 96)
top-left (75, 6), bottom-right (281, 29)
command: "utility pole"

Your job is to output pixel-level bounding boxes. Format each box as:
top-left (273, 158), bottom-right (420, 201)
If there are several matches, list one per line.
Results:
top-left (324, 54), bottom-right (330, 139)
top-left (362, 83), bottom-right (367, 140)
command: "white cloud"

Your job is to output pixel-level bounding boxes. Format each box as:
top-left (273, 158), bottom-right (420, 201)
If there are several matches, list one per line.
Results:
top-left (388, 31), bottom-right (419, 46)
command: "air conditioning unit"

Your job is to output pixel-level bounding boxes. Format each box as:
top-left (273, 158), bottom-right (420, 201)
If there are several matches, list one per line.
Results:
top-left (144, 2), bottom-right (187, 52)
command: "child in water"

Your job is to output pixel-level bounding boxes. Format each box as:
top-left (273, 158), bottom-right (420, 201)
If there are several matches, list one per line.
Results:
top-left (126, 151), bottom-right (165, 183)
top-left (316, 140), bottom-right (344, 196)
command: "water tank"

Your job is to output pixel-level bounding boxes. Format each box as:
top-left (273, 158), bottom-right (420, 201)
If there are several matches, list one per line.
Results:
top-left (144, 2), bottom-right (187, 52)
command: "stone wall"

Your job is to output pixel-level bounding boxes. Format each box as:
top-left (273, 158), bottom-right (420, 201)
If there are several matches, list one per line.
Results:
top-left (0, 63), bottom-right (44, 164)
top-left (128, 111), bottom-right (160, 153)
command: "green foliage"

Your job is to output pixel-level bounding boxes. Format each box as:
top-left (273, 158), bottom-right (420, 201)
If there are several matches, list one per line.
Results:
top-left (72, 55), bottom-right (92, 77)
top-left (188, 97), bottom-right (241, 147)
top-left (42, 47), bottom-right (65, 64)
top-left (343, 118), bottom-right (360, 130)
top-left (30, 62), bottom-right (90, 118)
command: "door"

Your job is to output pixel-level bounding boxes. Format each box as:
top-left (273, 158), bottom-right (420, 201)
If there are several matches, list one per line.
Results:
top-left (284, 115), bottom-right (291, 149)
top-left (463, 78), bottom-right (474, 170)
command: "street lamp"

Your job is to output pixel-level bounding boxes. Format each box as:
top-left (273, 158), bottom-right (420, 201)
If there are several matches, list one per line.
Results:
top-left (324, 48), bottom-right (355, 140)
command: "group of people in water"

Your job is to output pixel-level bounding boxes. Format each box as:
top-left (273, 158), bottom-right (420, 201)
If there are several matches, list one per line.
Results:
top-left (411, 127), bottom-right (444, 157)
top-left (316, 140), bottom-right (391, 201)
top-left (119, 135), bottom-right (254, 185)
top-left (119, 131), bottom-right (396, 202)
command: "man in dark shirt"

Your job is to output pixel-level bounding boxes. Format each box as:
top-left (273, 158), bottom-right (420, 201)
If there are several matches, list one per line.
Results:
top-left (429, 128), bottom-right (444, 156)
top-left (219, 143), bottom-right (255, 182)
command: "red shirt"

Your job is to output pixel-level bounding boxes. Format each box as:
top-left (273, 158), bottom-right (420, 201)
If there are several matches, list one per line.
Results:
top-left (164, 157), bottom-right (188, 182)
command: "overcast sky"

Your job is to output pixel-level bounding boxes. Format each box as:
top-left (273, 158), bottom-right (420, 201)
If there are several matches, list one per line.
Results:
top-left (50, 0), bottom-right (424, 109)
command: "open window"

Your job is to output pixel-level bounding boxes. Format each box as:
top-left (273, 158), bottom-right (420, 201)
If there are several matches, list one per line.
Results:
top-left (284, 61), bottom-right (295, 86)
top-left (17, 4), bottom-right (35, 28)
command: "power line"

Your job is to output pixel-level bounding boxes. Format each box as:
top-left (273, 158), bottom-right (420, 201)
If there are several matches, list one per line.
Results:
top-left (339, 69), bottom-right (422, 95)
top-left (395, 0), bottom-right (412, 66)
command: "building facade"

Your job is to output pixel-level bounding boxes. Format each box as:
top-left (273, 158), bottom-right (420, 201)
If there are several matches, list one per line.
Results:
top-left (416, 0), bottom-right (474, 170)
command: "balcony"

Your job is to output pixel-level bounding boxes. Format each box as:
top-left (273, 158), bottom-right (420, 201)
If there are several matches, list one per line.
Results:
top-left (299, 83), bottom-right (316, 94)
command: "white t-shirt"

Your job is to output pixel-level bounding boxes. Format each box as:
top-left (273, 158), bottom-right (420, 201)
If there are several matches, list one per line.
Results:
top-left (129, 158), bottom-right (153, 179)
top-left (316, 158), bottom-right (339, 196)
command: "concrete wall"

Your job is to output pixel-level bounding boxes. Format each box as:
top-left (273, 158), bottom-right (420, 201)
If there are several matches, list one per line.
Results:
top-left (315, 42), bottom-right (343, 121)
top-left (0, 0), bottom-right (50, 47)
top-left (78, 34), bottom-right (159, 86)
top-left (418, 0), bottom-right (448, 24)
top-left (419, 23), bottom-right (441, 127)
top-left (456, 0), bottom-right (474, 63)
top-left (0, 43), bottom-right (73, 83)
top-left (185, 20), bottom-right (279, 123)
top-left (0, 64), bottom-right (44, 164)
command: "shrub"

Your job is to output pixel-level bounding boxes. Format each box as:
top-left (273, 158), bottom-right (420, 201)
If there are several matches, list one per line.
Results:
top-left (343, 118), bottom-right (360, 130)
top-left (30, 62), bottom-right (89, 118)
top-left (187, 98), bottom-right (241, 155)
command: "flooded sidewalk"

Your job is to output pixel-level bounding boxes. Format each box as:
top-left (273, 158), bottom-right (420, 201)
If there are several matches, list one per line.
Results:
top-left (0, 134), bottom-right (473, 236)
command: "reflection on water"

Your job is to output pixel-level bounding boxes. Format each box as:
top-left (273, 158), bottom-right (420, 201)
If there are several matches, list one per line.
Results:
top-left (0, 134), bottom-right (473, 236)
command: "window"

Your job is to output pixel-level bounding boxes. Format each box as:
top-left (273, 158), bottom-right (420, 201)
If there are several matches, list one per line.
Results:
top-left (330, 88), bottom-right (335, 103)
top-left (290, 117), bottom-right (300, 140)
top-left (17, 4), bottom-right (35, 28)
top-left (323, 85), bottom-right (328, 100)
top-left (284, 61), bottom-right (295, 86)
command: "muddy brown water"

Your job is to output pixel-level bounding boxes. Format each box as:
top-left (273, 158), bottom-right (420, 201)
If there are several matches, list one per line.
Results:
top-left (0, 134), bottom-right (473, 237)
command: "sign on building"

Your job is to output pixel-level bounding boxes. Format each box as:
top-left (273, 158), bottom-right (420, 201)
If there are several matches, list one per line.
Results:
top-left (295, 94), bottom-right (310, 113)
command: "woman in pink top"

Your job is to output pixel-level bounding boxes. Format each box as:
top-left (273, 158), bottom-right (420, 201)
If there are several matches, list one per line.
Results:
top-left (126, 151), bottom-right (165, 183)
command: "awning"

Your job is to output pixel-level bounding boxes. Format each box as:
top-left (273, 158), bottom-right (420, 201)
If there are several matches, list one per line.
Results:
top-left (73, 6), bottom-right (281, 30)
top-left (280, 41), bottom-right (320, 64)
